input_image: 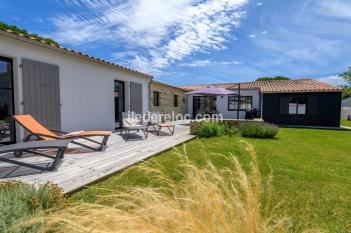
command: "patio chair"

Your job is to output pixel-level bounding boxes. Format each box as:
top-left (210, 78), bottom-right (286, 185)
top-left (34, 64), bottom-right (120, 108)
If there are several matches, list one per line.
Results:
top-left (121, 112), bottom-right (148, 140)
top-left (13, 115), bottom-right (112, 152)
top-left (0, 139), bottom-right (70, 171)
top-left (148, 112), bottom-right (175, 136)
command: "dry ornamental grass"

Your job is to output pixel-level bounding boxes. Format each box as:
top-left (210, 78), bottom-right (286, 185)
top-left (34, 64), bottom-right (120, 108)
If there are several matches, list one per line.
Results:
top-left (16, 141), bottom-right (322, 233)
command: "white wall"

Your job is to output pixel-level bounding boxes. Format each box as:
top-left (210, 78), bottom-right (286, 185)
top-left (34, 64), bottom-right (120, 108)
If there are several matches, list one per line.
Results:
top-left (341, 107), bottom-right (351, 119)
top-left (342, 97), bottom-right (351, 107)
top-left (187, 89), bottom-right (260, 119)
top-left (0, 35), bottom-right (150, 139)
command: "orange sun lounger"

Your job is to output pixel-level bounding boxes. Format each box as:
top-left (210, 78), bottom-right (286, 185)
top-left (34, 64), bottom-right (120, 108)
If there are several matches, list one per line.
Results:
top-left (13, 115), bottom-right (112, 152)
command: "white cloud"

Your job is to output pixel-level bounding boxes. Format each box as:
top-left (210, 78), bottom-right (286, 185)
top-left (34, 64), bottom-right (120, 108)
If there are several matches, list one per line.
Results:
top-left (316, 75), bottom-right (347, 86)
top-left (111, 51), bottom-right (139, 60)
top-left (51, 0), bottom-right (248, 73)
top-left (261, 31), bottom-right (267, 34)
top-left (256, 2), bottom-right (263, 7)
top-left (249, 34), bottom-right (256, 38)
top-left (314, 0), bottom-right (351, 19)
top-left (179, 59), bottom-right (240, 67)
top-left (52, 0), bottom-right (197, 47)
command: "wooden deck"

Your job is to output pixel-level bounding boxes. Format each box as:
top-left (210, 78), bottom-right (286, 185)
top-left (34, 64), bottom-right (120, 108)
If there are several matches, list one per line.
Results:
top-left (0, 122), bottom-right (195, 193)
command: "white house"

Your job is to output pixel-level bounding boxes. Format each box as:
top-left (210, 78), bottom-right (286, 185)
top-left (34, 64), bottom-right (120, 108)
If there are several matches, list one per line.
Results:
top-left (186, 88), bottom-right (260, 119)
top-left (180, 79), bottom-right (342, 127)
top-left (341, 97), bottom-right (351, 119)
top-left (342, 97), bottom-right (351, 107)
top-left (0, 28), bottom-right (152, 144)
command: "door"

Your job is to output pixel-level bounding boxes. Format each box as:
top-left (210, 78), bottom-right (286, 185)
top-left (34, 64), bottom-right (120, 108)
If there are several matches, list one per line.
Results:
top-left (130, 82), bottom-right (143, 114)
top-left (0, 57), bottom-right (15, 144)
top-left (114, 80), bottom-right (125, 128)
top-left (22, 59), bottom-right (61, 130)
top-left (193, 96), bottom-right (217, 118)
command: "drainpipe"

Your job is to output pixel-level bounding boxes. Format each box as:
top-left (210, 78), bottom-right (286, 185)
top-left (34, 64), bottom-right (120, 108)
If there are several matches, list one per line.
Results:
top-left (148, 79), bottom-right (152, 113)
top-left (260, 91), bottom-right (264, 119)
top-left (236, 83), bottom-right (241, 120)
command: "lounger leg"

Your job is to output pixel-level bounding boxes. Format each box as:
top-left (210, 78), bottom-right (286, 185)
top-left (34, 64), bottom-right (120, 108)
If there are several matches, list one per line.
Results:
top-left (0, 147), bottom-right (65, 171)
top-left (156, 126), bottom-right (161, 136)
top-left (143, 128), bottom-right (148, 139)
top-left (69, 135), bottom-right (110, 152)
top-left (47, 148), bottom-right (65, 171)
top-left (23, 134), bottom-right (37, 142)
top-left (152, 125), bottom-right (158, 134)
top-left (98, 135), bottom-right (109, 151)
top-left (167, 126), bottom-right (175, 135)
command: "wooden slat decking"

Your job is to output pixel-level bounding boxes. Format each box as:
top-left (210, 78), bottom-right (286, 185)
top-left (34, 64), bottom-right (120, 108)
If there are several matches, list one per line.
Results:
top-left (0, 122), bottom-right (195, 193)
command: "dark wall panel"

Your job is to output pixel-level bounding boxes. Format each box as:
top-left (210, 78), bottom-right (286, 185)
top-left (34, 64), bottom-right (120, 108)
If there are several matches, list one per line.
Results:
top-left (262, 92), bottom-right (341, 127)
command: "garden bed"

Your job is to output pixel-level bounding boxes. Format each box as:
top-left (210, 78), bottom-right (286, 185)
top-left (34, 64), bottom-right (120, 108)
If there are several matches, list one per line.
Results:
top-left (189, 118), bottom-right (263, 135)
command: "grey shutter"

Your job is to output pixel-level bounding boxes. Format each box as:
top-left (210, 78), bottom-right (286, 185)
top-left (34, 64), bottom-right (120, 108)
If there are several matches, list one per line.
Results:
top-left (130, 82), bottom-right (143, 114)
top-left (22, 59), bottom-right (61, 130)
top-left (280, 97), bottom-right (289, 115)
top-left (308, 97), bottom-right (319, 116)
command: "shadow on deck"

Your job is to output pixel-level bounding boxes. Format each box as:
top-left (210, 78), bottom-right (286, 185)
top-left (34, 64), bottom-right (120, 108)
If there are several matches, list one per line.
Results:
top-left (0, 122), bottom-right (195, 193)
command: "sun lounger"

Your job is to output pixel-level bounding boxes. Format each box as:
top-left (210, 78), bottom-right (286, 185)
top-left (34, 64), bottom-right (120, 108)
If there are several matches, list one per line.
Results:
top-left (148, 112), bottom-right (175, 135)
top-left (121, 112), bottom-right (148, 140)
top-left (13, 115), bottom-right (112, 151)
top-left (0, 140), bottom-right (69, 171)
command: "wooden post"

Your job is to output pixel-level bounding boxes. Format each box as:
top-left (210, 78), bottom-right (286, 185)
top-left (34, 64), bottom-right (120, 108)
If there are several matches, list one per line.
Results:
top-left (236, 83), bottom-right (241, 120)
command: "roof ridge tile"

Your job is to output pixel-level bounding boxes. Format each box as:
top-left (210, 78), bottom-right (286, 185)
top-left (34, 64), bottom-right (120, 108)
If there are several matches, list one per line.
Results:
top-left (0, 28), bottom-right (153, 78)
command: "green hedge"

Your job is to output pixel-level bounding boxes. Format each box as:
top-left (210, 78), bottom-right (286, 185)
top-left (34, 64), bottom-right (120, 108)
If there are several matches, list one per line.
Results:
top-left (0, 181), bottom-right (66, 233)
top-left (239, 122), bottom-right (279, 138)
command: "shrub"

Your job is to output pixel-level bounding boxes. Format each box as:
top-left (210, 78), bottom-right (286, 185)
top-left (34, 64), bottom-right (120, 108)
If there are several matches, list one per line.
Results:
top-left (239, 122), bottom-right (279, 138)
top-left (197, 122), bottom-right (238, 138)
top-left (198, 122), bottom-right (225, 138)
top-left (223, 123), bottom-right (239, 137)
top-left (0, 181), bottom-right (66, 233)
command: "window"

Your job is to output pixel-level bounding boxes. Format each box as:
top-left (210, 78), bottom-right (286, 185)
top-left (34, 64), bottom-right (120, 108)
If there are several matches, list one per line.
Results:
top-left (0, 57), bottom-right (15, 144)
top-left (153, 91), bottom-right (160, 106)
top-left (193, 96), bottom-right (217, 118)
top-left (228, 96), bottom-right (253, 111)
top-left (289, 97), bottom-right (307, 115)
top-left (114, 81), bottom-right (125, 128)
top-left (174, 95), bottom-right (179, 107)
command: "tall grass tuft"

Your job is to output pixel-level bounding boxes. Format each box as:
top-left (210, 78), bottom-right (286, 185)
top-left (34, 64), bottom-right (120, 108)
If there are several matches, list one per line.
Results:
top-left (21, 142), bottom-right (320, 233)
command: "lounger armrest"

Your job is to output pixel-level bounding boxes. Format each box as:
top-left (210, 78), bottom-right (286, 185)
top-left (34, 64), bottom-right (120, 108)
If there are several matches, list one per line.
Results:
top-left (26, 132), bottom-right (60, 140)
top-left (49, 129), bottom-right (69, 135)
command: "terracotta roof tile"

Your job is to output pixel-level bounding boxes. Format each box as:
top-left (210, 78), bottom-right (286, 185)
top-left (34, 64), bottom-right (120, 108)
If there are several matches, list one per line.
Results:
top-left (151, 80), bottom-right (187, 92)
top-left (178, 79), bottom-right (341, 93)
top-left (0, 28), bottom-right (153, 78)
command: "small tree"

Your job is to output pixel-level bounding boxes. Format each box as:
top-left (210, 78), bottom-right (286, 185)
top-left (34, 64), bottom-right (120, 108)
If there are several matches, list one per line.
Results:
top-left (339, 67), bottom-right (351, 86)
top-left (341, 86), bottom-right (351, 99)
top-left (256, 76), bottom-right (290, 81)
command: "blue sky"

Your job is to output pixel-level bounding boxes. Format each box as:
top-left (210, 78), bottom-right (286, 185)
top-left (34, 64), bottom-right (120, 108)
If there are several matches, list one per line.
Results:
top-left (1, 0), bottom-right (350, 85)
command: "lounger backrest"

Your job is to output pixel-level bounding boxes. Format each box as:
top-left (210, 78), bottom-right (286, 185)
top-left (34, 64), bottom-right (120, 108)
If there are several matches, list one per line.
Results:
top-left (13, 115), bottom-right (57, 140)
top-left (122, 112), bottom-right (141, 127)
top-left (149, 112), bottom-right (162, 124)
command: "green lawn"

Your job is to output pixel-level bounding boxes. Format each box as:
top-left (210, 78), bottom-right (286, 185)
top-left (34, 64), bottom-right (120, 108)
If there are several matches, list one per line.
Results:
top-left (70, 128), bottom-right (351, 233)
top-left (341, 119), bottom-right (351, 127)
